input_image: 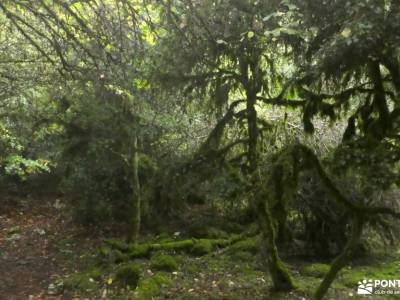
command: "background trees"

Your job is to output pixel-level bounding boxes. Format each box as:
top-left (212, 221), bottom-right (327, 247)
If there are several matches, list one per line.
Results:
top-left (0, 1), bottom-right (399, 299)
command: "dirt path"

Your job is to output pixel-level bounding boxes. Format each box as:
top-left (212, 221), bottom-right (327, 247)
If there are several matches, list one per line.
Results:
top-left (0, 197), bottom-right (71, 300)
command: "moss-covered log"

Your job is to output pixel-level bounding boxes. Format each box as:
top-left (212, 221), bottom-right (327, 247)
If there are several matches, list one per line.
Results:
top-left (101, 234), bottom-right (249, 262)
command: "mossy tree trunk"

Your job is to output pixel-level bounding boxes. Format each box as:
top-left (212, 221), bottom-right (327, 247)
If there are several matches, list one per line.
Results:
top-left (240, 55), bottom-right (295, 291)
top-left (257, 197), bottom-right (295, 291)
top-left (313, 215), bottom-right (364, 300)
top-left (369, 60), bottom-right (390, 137)
top-left (240, 56), bottom-right (260, 173)
top-left (128, 131), bottom-right (141, 244)
top-left (246, 93), bottom-right (258, 172)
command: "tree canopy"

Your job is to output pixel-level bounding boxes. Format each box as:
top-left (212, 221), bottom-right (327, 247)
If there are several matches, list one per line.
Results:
top-left (1, 1), bottom-right (399, 299)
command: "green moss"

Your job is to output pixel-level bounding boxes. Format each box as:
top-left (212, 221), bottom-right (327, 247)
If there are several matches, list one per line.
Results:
top-left (158, 238), bottom-right (175, 243)
top-left (115, 263), bottom-right (141, 288)
top-left (229, 237), bottom-right (259, 254)
top-left (136, 274), bottom-right (171, 299)
top-left (337, 271), bottom-right (364, 288)
top-left (156, 232), bottom-right (174, 243)
top-left (150, 254), bottom-right (178, 272)
top-left (64, 273), bottom-right (97, 292)
top-left (191, 239), bottom-right (214, 256)
top-left (153, 240), bottom-right (195, 252)
top-left (295, 276), bottom-right (322, 295)
top-left (213, 238), bottom-right (232, 248)
top-left (339, 259), bottom-right (400, 288)
top-left (302, 263), bottom-right (331, 278)
top-left (128, 243), bottom-right (151, 258)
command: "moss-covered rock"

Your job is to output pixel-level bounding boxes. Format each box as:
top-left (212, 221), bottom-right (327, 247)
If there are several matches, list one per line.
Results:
top-left (135, 274), bottom-right (171, 299)
top-left (115, 263), bottom-right (141, 288)
top-left (191, 239), bottom-right (214, 256)
top-left (228, 237), bottom-right (259, 254)
top-left (63, 273), bottom-right (97, 292)
top-left (302, 263), bottom-right (331, 278)
top-left (150, 254), bottom-right (178, 272)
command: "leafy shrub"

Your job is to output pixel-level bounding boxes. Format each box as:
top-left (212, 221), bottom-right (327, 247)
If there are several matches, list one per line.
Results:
top-left (4, 155), bottom-right (50, 180)
top-left (0, 123), bottom-right (51, 185)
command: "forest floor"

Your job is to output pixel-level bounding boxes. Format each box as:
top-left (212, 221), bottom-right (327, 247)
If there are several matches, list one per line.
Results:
top-left (1, 196), bottom-right (400, 300)
top-left (0, 196), bottom-right (104, 300)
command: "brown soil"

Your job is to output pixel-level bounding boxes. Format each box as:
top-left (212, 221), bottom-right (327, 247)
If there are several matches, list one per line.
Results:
top-left (0, 196), bottom-right (98, 300)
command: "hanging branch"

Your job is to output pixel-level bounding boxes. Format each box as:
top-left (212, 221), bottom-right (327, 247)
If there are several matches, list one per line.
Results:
top-left (257, 95), bottom-right (306, 107)
top-left (295, 144), bottom-right (400, 219)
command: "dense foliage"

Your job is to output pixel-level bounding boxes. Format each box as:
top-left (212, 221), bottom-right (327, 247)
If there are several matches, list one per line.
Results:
top-left (1, 1), bottom-right (399, 299)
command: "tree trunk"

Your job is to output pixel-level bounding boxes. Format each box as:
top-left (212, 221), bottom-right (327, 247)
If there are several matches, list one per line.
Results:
top-left (369, 60), bottom-right (390, 135)
top-left (257, 197), bottom-right (295, 291)
top-left (313, 215), bottom-right (364, 300)
top-left (128, 132), bottom-right (141, 244)
top-left (246, 94), bottom-right (258, 172)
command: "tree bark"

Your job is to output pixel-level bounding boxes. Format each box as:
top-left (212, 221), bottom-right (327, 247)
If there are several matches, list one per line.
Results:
top-left (246, 92), bottom-right (258, 172)
top-left (257, 197), bottom-right (295, 291)
top-left (369, 61), bottom-right (390, 135)
top-left (313, 215), bottom-right (364, 300)
top-left (128, 131), bottom-right (141, 244)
